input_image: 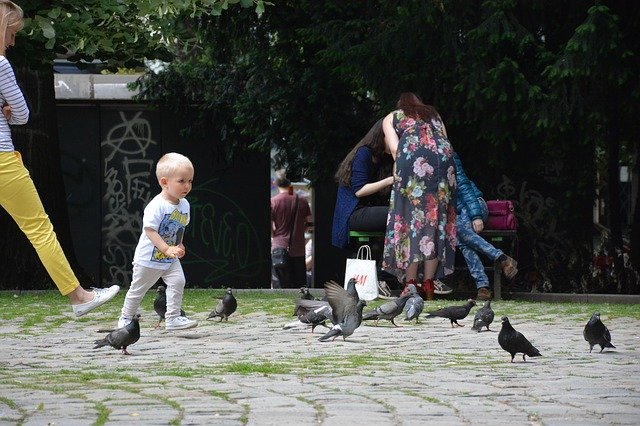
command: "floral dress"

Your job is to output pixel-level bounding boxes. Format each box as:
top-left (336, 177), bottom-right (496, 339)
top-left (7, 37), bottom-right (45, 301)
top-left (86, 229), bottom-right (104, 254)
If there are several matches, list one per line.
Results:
top-left (382, 109), bottom-right (457, 280)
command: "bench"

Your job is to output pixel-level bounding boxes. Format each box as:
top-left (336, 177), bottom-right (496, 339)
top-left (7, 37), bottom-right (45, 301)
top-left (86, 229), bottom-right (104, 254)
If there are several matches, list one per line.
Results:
top-left (348, 229), bottom-right (517, 300)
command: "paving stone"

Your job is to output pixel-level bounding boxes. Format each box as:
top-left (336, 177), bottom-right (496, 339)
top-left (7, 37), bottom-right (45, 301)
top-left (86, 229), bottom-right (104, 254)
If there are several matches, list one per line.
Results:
top-left (0, 295), bottom-right (638, 425)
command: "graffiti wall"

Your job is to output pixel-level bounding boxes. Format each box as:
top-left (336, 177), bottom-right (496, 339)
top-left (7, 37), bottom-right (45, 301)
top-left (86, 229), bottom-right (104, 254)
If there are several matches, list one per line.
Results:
top-left (57, 103), bottom-right (271, 288)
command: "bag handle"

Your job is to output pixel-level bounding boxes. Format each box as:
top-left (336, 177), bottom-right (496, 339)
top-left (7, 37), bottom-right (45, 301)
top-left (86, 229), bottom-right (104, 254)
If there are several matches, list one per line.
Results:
top-left (356, 244), bottom-right (372, 260)
top-left (285, 194), bottom-right (299, 250)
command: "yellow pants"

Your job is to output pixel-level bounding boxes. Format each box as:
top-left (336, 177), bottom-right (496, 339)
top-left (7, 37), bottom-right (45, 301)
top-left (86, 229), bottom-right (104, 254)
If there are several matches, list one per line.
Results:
top-left (0, 152), bottom-right (79, 295)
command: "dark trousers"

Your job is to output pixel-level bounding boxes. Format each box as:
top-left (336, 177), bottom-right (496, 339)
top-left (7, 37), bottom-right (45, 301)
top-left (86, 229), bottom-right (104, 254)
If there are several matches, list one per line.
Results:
top-left (348, 205), bottom-right (388, 257)
top-left (272, 256), bottom-right (306, 288)
top-left (348, 205), bottom-right (389, 232)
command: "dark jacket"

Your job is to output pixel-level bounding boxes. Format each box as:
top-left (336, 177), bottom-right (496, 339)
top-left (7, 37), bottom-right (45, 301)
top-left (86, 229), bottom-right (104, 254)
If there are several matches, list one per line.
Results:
top-left (454, 152), bottom-right (484, 221)
top-left (331, 146), bottom-right (376, 249)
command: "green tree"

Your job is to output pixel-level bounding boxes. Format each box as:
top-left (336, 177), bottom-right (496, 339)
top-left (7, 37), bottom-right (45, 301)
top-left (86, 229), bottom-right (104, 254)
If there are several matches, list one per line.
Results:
top-left (135, 0), bottom-right (640, 293)
top-left (1, 0), bottom-right (265, 290)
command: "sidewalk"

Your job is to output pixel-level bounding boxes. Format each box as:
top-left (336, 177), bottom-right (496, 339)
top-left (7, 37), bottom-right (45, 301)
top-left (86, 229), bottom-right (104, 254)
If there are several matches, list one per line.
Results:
top-left (0, 292), bottom-right (638, 425)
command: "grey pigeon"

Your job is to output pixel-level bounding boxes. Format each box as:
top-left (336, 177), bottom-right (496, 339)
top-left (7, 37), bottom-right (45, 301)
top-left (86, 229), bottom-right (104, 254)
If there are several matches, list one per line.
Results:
top-left (403, 284), bottom-right (424, 323)
top-left (425, 299), bottom-right (477, 327)
top-left (472, 300), bottom-right (495, 332)
top-left (344, 277), bottom-right (359, 299)
top-left (583, 312), bottom-right (615, 353)
top-left (362, 291), bottom-right (413, 327)
top-left (498, 316), bottom-right (542, 362)
top-left (299, 286), bottom-right (315, 301)
top-left (284, 298), bottom-right (333, 332)
top-left (318, 280), bottom-right (366, 342)
top-left (94, 314), bottom-right (141, 355)
top-left (207, 287), bottom-right (237, 321)
top-left (153, 285), bottom-right (186, 329)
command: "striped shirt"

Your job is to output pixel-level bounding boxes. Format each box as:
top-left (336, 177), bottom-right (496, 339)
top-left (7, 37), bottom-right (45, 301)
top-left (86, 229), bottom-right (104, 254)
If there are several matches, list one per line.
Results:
top-left (0, 55), bottom-right (29, 151)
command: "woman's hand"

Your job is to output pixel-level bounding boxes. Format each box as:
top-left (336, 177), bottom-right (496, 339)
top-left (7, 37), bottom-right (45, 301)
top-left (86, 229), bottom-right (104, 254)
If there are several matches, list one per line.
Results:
top-left (472, 218), bottom-right (484, 233)
top-left (2, 104), bottom-right (11, 121)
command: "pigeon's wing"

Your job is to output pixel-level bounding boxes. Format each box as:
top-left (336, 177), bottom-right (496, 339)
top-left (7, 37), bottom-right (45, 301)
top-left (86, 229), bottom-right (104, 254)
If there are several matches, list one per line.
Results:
top-left (325, 281), bottom-right (356, 324)
top-left (123, 320), bottom-right (141, 347)
top-left (297, 299), bottom-right (333, 324)
top-left (405, 296), bottom-right (424, 320)
top-left (515, 331), bottom-right (541, 357)
top-left (428, 304), bottom-right (464, 319)
top-left (104, 327), bottom-right (132, 349)
top-left (482, 307), bottom-right (495, 324)
top-left (376, 300), bottom-right (401, 316)
top-left (472, 309), bottom-right (484, 330)
top-left (603, 325), bottom-right (613, 345)
top-left (207, 299), bottom-right (224, 319)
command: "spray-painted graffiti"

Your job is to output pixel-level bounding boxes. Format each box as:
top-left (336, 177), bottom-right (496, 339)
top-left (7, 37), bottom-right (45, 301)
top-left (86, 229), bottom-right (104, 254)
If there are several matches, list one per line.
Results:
top-left (101, 111), bottom-right (158, 285)
top-left (184, 179), bottom-right (264, 284)
top-left (98, 110), bottom-right (266, 286)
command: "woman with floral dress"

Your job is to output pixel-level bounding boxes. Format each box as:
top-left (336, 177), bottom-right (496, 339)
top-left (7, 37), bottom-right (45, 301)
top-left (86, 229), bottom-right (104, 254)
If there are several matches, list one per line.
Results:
top-left (381, 92), bottom-right (457, 300)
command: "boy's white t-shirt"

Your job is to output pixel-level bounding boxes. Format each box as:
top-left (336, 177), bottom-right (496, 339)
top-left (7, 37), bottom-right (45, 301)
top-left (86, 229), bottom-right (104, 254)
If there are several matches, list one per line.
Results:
top-left (133, 193), bottom-right (190, 270)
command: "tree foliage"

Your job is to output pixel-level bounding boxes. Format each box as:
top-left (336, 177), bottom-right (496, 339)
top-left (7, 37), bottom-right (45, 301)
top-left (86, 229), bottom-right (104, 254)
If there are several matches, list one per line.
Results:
top-left (134, 0), bottom-right (640, 293)
top-left (0, 0), bottom-right (266, 290)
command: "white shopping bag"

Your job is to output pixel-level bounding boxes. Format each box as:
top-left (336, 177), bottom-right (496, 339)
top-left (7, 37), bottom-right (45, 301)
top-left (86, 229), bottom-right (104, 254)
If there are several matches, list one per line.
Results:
top-left (344, 245), bottom-right (379, 301)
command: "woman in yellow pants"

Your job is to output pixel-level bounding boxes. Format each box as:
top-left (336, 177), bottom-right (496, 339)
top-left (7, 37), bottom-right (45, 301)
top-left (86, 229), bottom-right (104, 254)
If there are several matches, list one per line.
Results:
top-left (0, 0), bottom-right (119, 316)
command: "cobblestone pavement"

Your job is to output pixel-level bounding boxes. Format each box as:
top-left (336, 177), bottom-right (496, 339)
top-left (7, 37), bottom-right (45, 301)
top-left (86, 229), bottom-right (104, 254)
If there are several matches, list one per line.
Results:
top-left (0, 293), bottom-right (639, 425)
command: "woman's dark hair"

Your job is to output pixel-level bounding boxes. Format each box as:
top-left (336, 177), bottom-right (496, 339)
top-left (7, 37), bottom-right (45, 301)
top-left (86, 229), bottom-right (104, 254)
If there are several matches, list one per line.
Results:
top-left (334, 119), bottom-right (387, 187)
top-left (396, 92), bottom-right (439, 122)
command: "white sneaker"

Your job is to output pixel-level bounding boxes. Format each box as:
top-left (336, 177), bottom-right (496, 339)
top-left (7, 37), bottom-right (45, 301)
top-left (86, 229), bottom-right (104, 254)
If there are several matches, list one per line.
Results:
top-left (72, 285), bottom-right (120, 317)
top-left (117, 316), bottom-right (132, 329)
top-left (433, 280), bottom-right (453, 295)
top-left (165, 316), bottom-right (198, 331)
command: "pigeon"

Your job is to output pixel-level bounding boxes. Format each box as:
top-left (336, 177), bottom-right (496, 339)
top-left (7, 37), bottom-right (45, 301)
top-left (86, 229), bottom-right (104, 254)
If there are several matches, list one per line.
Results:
top-left (299, 287), bottom-right (315, 301)
top-left (318, 280), bottom-right (366, 342)
top-left (207, 287), bottom-right (238, 321)
top-left (362, 291), bottom-right (413, 327)
top-left (425, 299), bottom-right (477, 327)
top-left (94, 314), bottom-right (141, 355)
top-left (583, 312), bottom-right (616, 353)
top-left (403, 284), bottom-right (424, 323)
top-left (471, 300), bottom-right (495, 332)
top-left (344, 277), bottom-right (359, 299)
top-left (498, 316), bottom-right (542, 362)
top-left (153, 285), bottom-right (186, 329)
top-left (283, 298), bottom-right (333, 332)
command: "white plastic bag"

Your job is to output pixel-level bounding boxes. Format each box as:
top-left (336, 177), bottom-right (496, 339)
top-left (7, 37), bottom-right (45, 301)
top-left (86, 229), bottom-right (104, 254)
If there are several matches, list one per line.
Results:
top-left (344, 245), bottom-right (379, 301)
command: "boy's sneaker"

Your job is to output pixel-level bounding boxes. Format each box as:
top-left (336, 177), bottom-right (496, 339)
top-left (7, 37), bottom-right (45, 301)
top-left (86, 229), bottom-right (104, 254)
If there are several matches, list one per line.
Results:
top-left (117, 316), bottom-right (132, 329)
top-left (433, 280), bottom-right (453, 295)
top-left (165, 316), bottom-right (198, 331)
top-left (72, 285), bottom-right (120, 317)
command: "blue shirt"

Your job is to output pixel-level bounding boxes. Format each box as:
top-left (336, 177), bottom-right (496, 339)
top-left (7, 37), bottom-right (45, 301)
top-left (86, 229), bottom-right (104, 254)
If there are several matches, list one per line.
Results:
top-left (331, 146), bottom-right (375, 249)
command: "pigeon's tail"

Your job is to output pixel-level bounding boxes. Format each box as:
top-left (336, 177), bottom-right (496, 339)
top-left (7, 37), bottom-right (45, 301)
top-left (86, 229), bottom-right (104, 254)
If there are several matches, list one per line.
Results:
top-left (93, 338), bottom-right (108, 349)
top-left (362, 311), bottom-right (379, 321)
top-left (606, 342), bottom-right (616, 349)
top-left (318, 326), bottom-right (342, 342)
top-left (206, 312), bottom-right (219, 320)
top-left (472, 320), bottom-right (485, 331)
top-left (283, 320), bottom-right (305, 330)
top-left (528, 348), bottom-right (542, 357)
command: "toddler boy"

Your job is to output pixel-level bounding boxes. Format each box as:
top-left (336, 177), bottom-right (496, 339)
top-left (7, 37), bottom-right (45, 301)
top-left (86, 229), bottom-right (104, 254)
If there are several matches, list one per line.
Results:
top-left (118, 152), bottom-right (197, 330)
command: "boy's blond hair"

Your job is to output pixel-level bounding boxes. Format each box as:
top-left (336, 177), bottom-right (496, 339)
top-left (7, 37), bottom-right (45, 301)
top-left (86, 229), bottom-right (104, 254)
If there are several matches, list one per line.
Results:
top-left (156, 153), bottom-right (193, 182)
top-left (0, 1), bottom-right (23, 56)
